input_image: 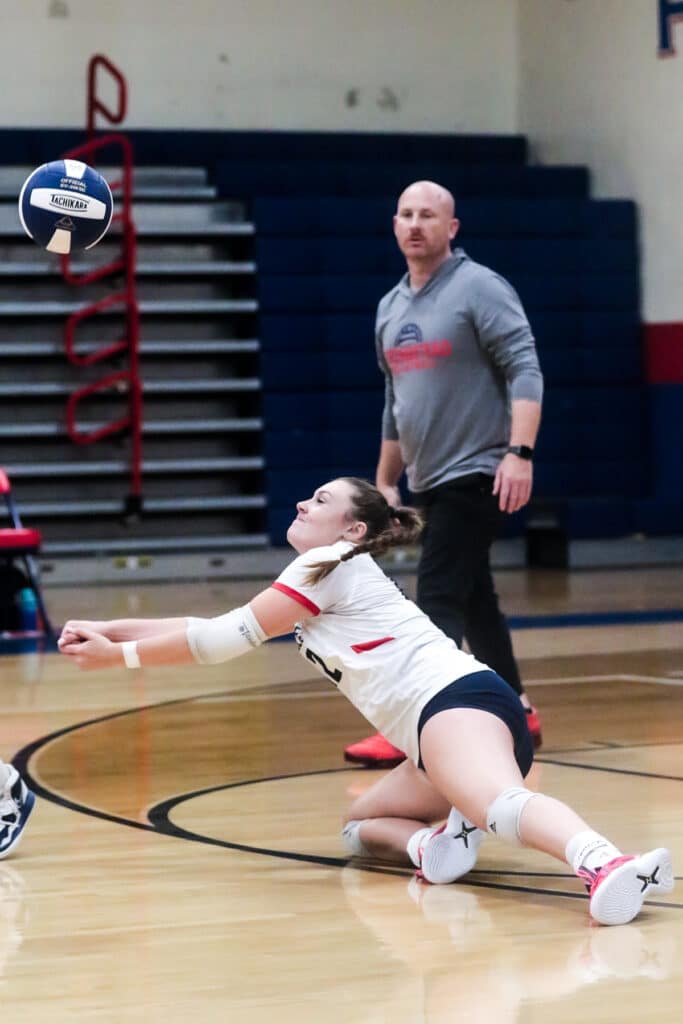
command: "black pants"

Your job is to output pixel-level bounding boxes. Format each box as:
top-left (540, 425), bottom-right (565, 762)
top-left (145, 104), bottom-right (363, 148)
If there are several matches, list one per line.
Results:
top-left (414, 474), bottom-right (523, 696)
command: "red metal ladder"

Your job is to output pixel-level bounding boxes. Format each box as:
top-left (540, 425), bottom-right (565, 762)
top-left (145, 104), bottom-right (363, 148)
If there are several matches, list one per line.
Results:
top-left (60, 55), bottom-right (143, 518)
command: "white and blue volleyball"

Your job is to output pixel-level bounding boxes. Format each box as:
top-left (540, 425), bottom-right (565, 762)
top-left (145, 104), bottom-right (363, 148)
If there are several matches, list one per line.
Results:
top-left (18, 159), bottom-right (113, 255)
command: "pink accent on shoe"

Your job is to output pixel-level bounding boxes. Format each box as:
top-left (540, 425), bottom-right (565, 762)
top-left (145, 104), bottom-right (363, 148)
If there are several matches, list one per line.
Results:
top-left (577, 855), bottom-right (635, 895)
top-left (343, 733), bottom-right (406, 768)
top-left (579, 849), bottom-right (674, 925)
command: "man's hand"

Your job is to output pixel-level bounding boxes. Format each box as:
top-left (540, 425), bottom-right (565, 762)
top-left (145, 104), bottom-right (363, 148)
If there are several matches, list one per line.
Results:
top-left (493, 453), bottom-right (533, 513)
top-left (376, 483), bottom-right (402, 509)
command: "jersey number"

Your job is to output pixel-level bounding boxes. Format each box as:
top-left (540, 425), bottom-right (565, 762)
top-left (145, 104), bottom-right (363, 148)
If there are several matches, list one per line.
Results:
top-left (305, 647), bottom-right (342, 684)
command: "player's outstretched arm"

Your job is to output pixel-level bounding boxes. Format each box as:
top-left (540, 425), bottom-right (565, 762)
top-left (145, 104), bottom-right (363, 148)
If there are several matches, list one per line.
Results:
top-left (59, 617), bottom-right (189, 648)
top-left (58, 587), bottom-right (313, 672)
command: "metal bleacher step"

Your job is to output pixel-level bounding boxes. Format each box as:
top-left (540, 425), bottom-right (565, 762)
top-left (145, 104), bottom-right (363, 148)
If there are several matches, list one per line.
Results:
top-left (0, 163), bottom-right (265, 554)
top-left (21, 494), bottom-right (266, 517)
top-left (0, 260), bottom-right (257, 276)
top-left (0, 202), bottom-right (253, 236)
top-left (0, 298), bottom-right (258, 316)
top-left (0, 378), bottom-right (261, 397)
top-left (0, 339), bottom-right (260, 357)
top-left (0, 165), bottom-right (218, 201)
top-left (0, 416), bottom-right (263, 438)
top-left (44, 533), bottom-right (270, 556)
top-left (5, 456), bottom-right (264, 478)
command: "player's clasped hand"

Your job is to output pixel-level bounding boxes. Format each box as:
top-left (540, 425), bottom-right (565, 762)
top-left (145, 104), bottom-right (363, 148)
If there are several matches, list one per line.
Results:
top-left (58, 621), bottom-right (119, 670)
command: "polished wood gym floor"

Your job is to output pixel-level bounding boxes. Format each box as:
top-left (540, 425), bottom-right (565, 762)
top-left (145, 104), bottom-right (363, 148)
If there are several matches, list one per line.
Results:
top-left (1, 566), bottom-right (682, 1023)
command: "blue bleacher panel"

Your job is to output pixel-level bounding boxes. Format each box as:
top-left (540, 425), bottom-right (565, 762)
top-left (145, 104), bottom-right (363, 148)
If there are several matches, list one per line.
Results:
top-left (538, 347), bottom-right (642, 386)
top-left (263, 391), bottom-right (385, 430)
top-left (0, 128), bottom-right (527, 172)
top-left (647, 384), bottom-right (683, 498)
top-left (217, 160), bottom-right (589, 199)
top-left (511, 273), bottom-right (639, 312)
top-left (258, 272), bottom-right (639, 314)
top-left (534, 459), bottom-right (646, 499)
top-left (635, 498), bottom-right (683, 535)
top-left (253, 197), bottom-right (396, 236)
top-left (266, 430), bottom-right (381, 469)
top-left (261, 352), bottom-right (382, 392)
top-left (535, 416), bottom-right (644, 460)
top-left (530, 311), bottom-right (641, 349)
top-left (259, 314), bottom-right (375, 353)
top-left (542, 386), bottom-right (646, 425)
top-left (564, 499), bottom-right (637, 538)
top-left (253, 197), bottom-right (636, 239)
top-left (257, 274), bottom-right (396, 313)
top-left (243, 133), bottom-right (646, 545)
top-left (255, 237), bottom-right (404, 276)
top-left (254, 237), bottom-right (636, 277)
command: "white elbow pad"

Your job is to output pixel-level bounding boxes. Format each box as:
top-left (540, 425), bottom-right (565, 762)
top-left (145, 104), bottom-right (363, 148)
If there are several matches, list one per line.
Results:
top-left (186, 605), bottom-right (267, 665)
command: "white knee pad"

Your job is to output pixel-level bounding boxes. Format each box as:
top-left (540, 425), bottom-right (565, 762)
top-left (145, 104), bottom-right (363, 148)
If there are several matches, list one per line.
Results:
top-left (186, 604), bottom-right (266, 665)
top-left (341, 820), bottom-right (369, 857)
top-left (486, 787), bottom-right (538, 845)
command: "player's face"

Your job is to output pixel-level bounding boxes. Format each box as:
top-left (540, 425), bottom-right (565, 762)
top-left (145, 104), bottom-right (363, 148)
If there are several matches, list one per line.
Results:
top-left (287, 479), bottom-right (365, 553)
top-left (393, 183), bottom-right (458, 263)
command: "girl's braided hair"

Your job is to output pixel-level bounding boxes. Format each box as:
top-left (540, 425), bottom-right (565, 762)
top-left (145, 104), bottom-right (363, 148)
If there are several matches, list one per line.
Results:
top-left (303, 477), bottom-right (424, 585)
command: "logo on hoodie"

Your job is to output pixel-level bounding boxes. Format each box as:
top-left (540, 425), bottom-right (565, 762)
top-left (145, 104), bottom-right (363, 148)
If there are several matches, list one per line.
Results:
top-left (395, 322), bottom-right (423, 346)
top-left (387, 321), bottom-right (452, 374)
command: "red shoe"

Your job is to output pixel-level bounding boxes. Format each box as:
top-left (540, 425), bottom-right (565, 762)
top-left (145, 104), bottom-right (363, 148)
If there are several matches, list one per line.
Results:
top-left (343, 733), bottom-right (406, 768)
top-left (578, 849), bottom-right (674, 925)
top-left (526, 705), bottom-right (543, 750)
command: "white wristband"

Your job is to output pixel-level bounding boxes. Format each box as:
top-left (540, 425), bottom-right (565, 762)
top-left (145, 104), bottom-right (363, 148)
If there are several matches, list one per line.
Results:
top-left (121, 640), bottom-right (141, 669)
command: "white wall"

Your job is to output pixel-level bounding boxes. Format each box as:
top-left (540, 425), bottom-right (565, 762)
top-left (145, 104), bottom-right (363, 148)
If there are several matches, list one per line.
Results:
top-left (1, 0), bottom-right (518, 133)
top-left (517, 0), bottom-right (683, 323)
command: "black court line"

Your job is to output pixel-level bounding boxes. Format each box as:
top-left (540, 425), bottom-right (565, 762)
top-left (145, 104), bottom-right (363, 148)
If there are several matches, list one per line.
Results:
top-left (10, 690), bottom-right (683, 910)
top-left (536, 756), bottom-right (683, 783)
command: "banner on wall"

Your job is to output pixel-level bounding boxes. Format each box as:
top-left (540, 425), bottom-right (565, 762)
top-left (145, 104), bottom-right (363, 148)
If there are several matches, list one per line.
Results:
top-left (658, 0), bottom-right (683, 55)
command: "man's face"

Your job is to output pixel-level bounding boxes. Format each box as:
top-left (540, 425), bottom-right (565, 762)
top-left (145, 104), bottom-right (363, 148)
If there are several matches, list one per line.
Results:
top-left (393, 183), bottom-right (458, 263)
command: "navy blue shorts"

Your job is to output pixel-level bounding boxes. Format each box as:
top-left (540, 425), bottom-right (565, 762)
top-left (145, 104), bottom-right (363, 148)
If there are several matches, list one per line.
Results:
top-left (417, 669), bottom-right (534, 777)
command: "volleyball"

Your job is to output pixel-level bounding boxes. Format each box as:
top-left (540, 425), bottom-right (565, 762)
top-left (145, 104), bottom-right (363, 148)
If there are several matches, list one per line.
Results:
top-left (18, 159), bottom-right (113, 255)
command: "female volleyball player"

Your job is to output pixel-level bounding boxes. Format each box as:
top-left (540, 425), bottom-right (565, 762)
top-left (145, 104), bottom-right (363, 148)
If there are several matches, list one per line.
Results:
top-left (58, 477), bottom-right (674, 925)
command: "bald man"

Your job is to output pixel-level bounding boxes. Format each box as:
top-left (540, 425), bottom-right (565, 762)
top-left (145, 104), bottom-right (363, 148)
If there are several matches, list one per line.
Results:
top-left (344, 181), bottom-right (544, 768)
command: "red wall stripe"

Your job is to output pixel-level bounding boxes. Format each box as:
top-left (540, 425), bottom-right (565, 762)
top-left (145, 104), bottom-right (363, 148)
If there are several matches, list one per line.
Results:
top-left (643, 323), bottom-right (683, 383)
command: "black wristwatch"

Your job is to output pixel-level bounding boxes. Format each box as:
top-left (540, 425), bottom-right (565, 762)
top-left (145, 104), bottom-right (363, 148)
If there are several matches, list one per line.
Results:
top-left (507, 445), bottom-right (534, 461)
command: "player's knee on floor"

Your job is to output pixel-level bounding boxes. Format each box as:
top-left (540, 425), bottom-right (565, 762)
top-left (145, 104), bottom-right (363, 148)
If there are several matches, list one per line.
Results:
top-left (485, 787), bottom-right (538, 845)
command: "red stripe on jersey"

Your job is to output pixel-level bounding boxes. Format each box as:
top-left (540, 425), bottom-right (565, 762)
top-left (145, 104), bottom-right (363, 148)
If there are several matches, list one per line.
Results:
top-left (350, 637), bottom-right (395, 653)
top-left (271, 582), bottom-right (320, 616)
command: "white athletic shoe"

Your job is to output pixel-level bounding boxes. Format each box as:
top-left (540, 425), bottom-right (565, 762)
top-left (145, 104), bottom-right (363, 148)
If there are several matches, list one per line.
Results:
top-left (418, 807), bottom-right (485, 884)
top-left (579, 848), bottom-right (674, 926)
top-left (0, 766), bottom-right (35, 860)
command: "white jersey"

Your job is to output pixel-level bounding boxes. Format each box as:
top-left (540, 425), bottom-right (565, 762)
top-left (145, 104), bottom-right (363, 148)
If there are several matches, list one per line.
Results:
top-left (274, 541), bottom-right (488, 764)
